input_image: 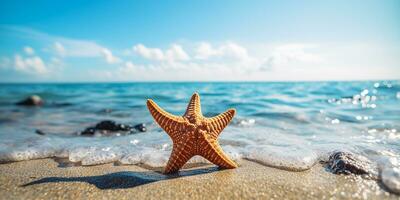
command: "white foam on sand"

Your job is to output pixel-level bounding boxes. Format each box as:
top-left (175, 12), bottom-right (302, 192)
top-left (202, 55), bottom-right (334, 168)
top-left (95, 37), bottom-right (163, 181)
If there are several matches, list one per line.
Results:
top-left (379, 157), bottom-right (400, 194)
top-left (0, 128), bottom-right (319, 171)
top-left (0, 127), bottom-right (398, 194)
top-left (244, 145), bottom-right (318, 171)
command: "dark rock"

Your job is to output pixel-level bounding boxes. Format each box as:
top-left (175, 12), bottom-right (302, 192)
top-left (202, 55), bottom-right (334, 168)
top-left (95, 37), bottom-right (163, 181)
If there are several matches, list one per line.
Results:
top-left (35, 129), bottom-right (46, 135)
top-left (16, 95), bottom-right (43, 106)
top-left (327, 151), bottom-right (374, 175)
top-left (134, 123), bottom-right (146, 132)
top-left (80, 127), bottom-right (96, 135)
top-left (95, 120), bottom-right (119, 131)
top-left (78, 120), bottom-right (146, 136)
top-left (94, 120), bottom-right (134, 131)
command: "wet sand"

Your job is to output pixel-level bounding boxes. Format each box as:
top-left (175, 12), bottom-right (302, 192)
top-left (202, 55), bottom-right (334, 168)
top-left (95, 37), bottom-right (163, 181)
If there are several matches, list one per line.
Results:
top-left (0, 159), bottom-right (397, 200)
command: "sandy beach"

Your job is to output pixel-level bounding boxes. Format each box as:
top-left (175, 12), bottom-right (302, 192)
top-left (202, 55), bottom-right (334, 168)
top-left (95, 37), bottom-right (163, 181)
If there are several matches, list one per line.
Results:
top-left (1, 0), bottom-right (400, 199)
top-left (0, 159), bottom-right (397, 200)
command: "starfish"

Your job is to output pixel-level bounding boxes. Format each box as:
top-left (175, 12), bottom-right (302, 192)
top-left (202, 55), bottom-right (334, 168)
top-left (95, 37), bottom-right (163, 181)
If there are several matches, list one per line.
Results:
top-left (147, 92), bottom-right (238, 174)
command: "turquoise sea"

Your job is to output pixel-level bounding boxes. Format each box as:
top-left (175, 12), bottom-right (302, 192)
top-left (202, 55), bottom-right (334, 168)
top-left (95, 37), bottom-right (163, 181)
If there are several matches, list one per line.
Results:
top-left (0, 81), bottom-right (399, 190)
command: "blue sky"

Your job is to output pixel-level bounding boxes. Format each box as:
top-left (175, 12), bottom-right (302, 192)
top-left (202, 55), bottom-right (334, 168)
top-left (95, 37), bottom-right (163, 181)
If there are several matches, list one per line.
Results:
top-left (0, 0), bottom-right (399, 82)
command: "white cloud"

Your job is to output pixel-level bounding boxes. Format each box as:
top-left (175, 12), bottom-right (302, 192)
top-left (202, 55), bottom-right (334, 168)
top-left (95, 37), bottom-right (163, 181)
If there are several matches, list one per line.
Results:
top-left (50, 39), bottom-right (104, 58)
top-left (133, 44), bottom-right (190, 62)
top-left (112, 41), bottom-right (325, 80)
top-left (1, 25), bottom-right (398, 81)
top-left (195, 41), bottom-right (251, 61)
top-left (195, 42), bottom-right (218, 59)
top-left (53, 42), bottom-right (121, 64)
top-left (23, 46), bottom-right (35, 55)
top-left (123, 61), bottom-right (136, 70)
top-left (101, 48), bottom-right (121, 64)
top-left (0, 47), bottom-right (66, 76)
top-left (133, 44), bottom-right (164, 61)
top-left (104, 60), bottom-right (243, 81)
top-left (273, 44), bottom-right (321, 62)
top-left (14, 54), bottom-right (47, 74)
top-left (219, 42), bottom-right (251, 61)
top-left (118, 61), bottom-right (138, 74)
top-left (259, 43), bottom-right (322, 70)
top-left (165, 44), bottom-right (190, 61)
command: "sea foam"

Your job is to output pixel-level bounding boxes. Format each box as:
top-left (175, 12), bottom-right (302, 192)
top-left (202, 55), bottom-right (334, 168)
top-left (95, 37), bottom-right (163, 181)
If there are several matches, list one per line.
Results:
top-left (0, 127), bottom-right (319, 172)
top-left (379, 157), bottom-right (400, 194)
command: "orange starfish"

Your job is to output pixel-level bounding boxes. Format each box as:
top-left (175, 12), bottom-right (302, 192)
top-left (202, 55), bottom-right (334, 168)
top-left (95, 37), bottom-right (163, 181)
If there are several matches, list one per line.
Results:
top-left (147, 92), bottom-right (238, 174)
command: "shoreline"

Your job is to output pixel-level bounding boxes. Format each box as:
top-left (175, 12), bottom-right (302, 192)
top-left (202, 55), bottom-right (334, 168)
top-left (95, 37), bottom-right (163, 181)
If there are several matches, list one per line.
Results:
top-left (0, 159), bottom-right (397, 199)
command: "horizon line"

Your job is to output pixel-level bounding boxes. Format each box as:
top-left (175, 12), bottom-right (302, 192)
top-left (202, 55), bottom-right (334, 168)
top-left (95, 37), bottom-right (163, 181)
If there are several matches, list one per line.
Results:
top-left (0, 79), bottom-right (399, 84)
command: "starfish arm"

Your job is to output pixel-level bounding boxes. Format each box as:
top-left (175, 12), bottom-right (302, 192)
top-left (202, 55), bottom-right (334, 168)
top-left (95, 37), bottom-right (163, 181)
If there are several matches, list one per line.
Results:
top-left (200, 140), bottom-right (238, 169)
top-left (164, 142), bottom-right (194, 174)
top-left (147, 99), bottom-right (186, 139)
top-left (205, 109), bottom-right (236, 139)
top-left (184, 93), bottom-right (202, 117)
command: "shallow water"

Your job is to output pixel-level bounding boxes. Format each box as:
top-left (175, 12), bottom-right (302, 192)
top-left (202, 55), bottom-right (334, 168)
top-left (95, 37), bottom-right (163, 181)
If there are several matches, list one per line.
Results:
top-left (0, 81), bottom-right (399, 191)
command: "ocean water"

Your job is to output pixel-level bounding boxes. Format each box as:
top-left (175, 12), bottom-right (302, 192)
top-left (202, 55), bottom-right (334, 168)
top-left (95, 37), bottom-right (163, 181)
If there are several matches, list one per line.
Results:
top-left (0, 82), bottom-right (399, 191)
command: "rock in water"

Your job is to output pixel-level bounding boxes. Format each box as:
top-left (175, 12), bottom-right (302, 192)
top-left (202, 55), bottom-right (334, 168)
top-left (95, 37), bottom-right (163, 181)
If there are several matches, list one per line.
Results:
top-left (80, 127), bottom-right (96, 136)
top-left (16, 95), bottom-right (43, 106)
top-left (96, 120), bottom-right (136, 131)
top-left (327, 151), bottom-right (375, 175)
top-left (35, 129), bottom-right (46, 135)
top-left (134, 123), bottom-right (146, 132)
top-left (79, 120), bottom-right (147, 136)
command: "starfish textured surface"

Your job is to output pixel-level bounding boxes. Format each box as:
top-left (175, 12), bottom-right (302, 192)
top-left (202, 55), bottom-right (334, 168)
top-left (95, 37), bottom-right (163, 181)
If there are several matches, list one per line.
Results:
top-left (147, 93), bottom-right (238, 174)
